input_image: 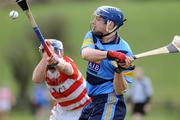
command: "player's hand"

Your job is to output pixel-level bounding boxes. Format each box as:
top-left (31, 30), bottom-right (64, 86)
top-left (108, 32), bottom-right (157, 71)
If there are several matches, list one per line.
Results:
top-left (118, 56), bottom-right (133, 69)
top-left (47, 53), bottom-right (59, 65)
top-left (107, 50), bottom-right (126, 62)
top-left (41, 40), bottom-right (54, 58)
top-left (113, 57), bottom-right (134, 73)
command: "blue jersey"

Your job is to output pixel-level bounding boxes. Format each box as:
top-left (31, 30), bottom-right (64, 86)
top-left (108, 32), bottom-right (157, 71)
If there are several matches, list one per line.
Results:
top-left (81, 31), bottom-right (134, 96)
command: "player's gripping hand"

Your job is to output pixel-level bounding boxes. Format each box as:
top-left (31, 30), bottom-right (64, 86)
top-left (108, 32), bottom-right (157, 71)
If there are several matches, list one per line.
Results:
top-left (115, 63), bottom-right (135, 73)
top-left (107, 50), bottom-right (126, 62)
top-left (47, 53), bottom-right (58, 65)
top-left (46, 53), bottom-right (59, 69)
top-left (118, 56), bottom-right (133, 69)
top-left (40, 40), bottom-right (53, 58)
top-left (45, 40), bottom-right (60, 68)
top-left (111, 56), bottom-right (135, 73)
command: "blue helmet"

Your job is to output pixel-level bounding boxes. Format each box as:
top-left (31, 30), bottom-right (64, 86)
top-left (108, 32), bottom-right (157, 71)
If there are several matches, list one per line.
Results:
top-left (50, 39), bottom-right (63, 52)
top-left (94, 6), bottom-right (126, 29)
top-left (39, 39), bottom-right (63, 53)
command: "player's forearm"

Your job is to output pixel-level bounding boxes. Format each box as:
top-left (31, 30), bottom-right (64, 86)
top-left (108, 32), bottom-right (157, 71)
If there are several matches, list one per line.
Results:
top-left (32, 58), bottom-right (47, 83)
top-left (81, 47), bottom-right (107, 62)
top-left (113, 72), bottom-right (128, 95)
top-left (55, 58), bottom-right (74, 75)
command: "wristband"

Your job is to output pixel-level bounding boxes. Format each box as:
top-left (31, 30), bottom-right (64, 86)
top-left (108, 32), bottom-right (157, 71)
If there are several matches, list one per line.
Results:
top-left (115, 66), bottom-right (123, 74)
top-left (47, 61), bottom-right (59, 69)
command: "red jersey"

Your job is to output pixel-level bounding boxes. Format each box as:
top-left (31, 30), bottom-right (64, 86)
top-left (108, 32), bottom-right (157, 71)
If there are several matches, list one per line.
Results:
top-left (45, 56), bottom-right (91, 110)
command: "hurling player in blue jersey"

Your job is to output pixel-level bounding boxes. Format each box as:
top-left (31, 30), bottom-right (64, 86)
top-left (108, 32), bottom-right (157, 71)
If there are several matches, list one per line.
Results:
top-left (79, 6), bottom-right (134, 120)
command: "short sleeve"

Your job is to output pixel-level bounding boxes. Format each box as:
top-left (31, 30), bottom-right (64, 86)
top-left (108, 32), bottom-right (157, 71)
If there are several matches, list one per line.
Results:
top-left (81, 31), bottom-right (95, 50)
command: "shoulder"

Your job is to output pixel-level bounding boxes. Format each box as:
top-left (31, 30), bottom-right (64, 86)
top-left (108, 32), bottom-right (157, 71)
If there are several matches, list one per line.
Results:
top-left (63, 56), bottom-right (74, 62)
top-left (63, 56), bottom-right (79, 72)
top-left (63, 56), bottom-right (78, 69)
top-left (81, 31), bottom-right (95, 49)
top-left (84, 31), bottom-right (93, 40)
top-left (119, 38), bottom-right (133, 55)
top-left (120, 38), bottom-right (130, 47)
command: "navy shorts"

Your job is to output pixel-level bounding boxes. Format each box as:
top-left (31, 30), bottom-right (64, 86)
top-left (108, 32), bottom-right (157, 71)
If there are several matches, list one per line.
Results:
top-left (133, 103), bottom-right (147, 115)
top-left (79, 93), bottom-right (126, 120)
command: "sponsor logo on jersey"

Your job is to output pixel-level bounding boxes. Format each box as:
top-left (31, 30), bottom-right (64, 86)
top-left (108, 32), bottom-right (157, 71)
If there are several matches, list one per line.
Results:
top-left (88, 62), bottom-right (100, 74)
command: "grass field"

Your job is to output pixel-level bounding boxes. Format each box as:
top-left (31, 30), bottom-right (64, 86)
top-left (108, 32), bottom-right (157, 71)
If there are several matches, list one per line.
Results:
top-left (9, 107), bottom-right (180, 120)
top-left (0, 0), bottom-right (180, 119)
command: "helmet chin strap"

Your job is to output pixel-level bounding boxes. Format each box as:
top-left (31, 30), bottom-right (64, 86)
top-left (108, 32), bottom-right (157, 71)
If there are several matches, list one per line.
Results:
top-left (91, 19), bottom-right (127, 39)
top-left (106, 20), bottom-right (117, 33)
top-left (99, 19), bottom-right (127, 38)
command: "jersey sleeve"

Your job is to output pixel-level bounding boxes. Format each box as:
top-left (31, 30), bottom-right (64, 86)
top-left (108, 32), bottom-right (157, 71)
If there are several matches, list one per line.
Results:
top-left (123, 41), bottom-right (133, 57)
top-left (123, 71), bottom-right (134, 83)
top-left (64, 56), bottom-right (79, 80)
top-left (81, 31), bottom-right (95, 50)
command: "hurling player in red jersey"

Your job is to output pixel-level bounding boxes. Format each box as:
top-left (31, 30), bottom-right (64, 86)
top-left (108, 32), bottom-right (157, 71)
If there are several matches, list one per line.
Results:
top-left (32, 39), bottom-right (91, 120)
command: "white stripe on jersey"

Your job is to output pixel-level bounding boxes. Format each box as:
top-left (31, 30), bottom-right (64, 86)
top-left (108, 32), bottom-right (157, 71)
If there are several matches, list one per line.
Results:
top-left (59, 94), bottom-right (89, 110)
top-left (47, 79), bottom-right (75, 93)
top-left (77, 70), bottom-right (82, 80)
top-left (46, 71), bottom-right (82, 94)
top-left (55, 79), bottom-right (87, 102)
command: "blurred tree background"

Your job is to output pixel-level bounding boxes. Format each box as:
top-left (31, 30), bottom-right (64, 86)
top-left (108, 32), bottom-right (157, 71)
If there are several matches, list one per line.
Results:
top-left (0, 0), bottom-right (180, 120)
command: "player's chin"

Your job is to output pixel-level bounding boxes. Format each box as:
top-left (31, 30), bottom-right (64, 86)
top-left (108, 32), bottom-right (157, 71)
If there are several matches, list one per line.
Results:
top-left (91, 26), bottom-right (100, 32)
top-left (91, 27), bottom-right (96, 32)
top-left (92, 30), bottom-right (103, 36)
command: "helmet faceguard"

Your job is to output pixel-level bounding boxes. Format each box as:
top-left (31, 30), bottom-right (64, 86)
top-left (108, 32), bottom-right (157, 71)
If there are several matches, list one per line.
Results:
top-left (92, 6), bottom-right (126, 38)
top-left (39, 39), bottom-right (63, 54)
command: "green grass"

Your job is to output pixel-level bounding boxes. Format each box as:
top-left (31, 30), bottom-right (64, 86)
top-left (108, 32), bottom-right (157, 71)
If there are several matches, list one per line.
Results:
top-left (9, 111), bottom-right (35, 120)
top-left (1, 0), bottom-right (180, 119)
top-left (8, 106), bottom-right (180, 120)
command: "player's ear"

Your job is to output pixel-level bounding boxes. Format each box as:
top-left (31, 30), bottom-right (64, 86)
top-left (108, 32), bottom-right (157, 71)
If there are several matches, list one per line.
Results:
top-left (106, 20), bottom-right (116, 33)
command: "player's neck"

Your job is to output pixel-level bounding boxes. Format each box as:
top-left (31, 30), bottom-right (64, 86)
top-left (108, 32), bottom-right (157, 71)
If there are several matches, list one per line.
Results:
top-left (102, 32), bottom-right (117, 43)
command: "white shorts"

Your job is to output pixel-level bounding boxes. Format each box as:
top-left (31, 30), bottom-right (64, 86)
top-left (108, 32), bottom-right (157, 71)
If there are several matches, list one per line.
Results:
top-left (49, 104), bottom-right (82, 120)
top-left (0, 101), bottom-right (11, 112)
